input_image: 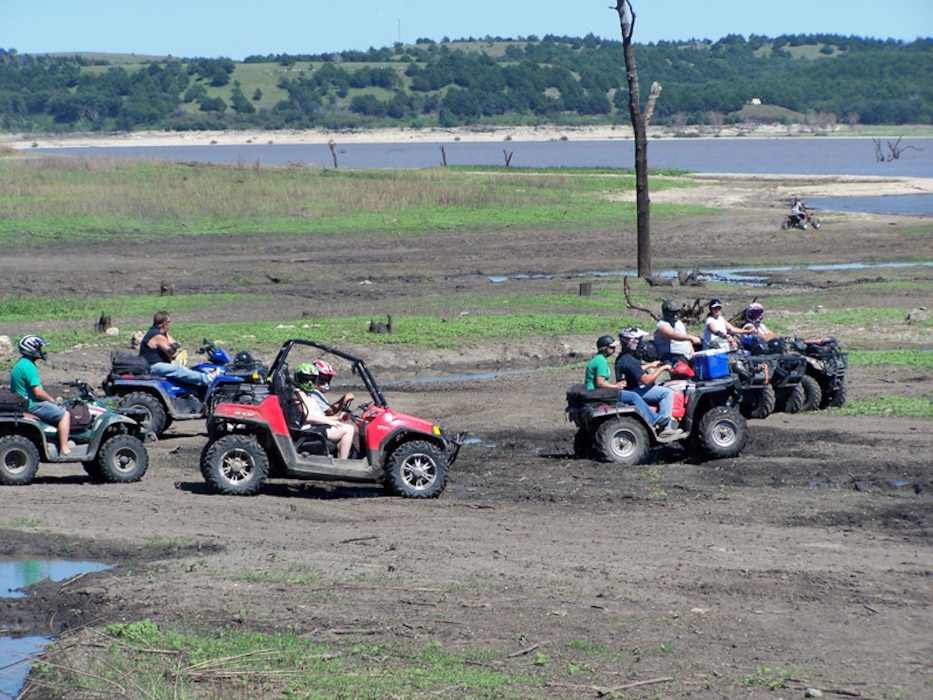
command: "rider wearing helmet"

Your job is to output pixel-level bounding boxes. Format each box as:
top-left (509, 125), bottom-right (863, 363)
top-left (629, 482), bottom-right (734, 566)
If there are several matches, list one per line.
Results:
top-left (585, 334), bottom-right (678, 435)
top-left (10, 335), bottom-right (72, 455)
top-left (790, 197), bottom-right (808, 228)
top-left (292, 361), bottom-right (358, 460)
top-left (615, 328), bottom-right (682, 437)
top-left (653, 299), bottom-right (701, 364)
top-left (742, 302), bottom-right (777, 343)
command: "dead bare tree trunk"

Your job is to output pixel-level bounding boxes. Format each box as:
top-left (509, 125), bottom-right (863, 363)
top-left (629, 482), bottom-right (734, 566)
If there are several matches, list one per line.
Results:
top-left (613, 0), bottom-right (660, 279)
top-left (328, 140), bottom-right (339, 168)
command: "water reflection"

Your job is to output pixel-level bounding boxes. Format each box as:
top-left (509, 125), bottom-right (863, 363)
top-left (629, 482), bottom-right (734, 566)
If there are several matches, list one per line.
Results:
top-left (1, 560), bottom-right (113, 598)
top-left (0, 560), bottom-right (115, 699)
top-left (472, 260), bottom-right (933, 286)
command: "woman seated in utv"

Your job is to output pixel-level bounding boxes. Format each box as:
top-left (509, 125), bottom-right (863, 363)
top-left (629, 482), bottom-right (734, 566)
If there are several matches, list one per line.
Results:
top-left (292, 362), bottom-right (358, 460)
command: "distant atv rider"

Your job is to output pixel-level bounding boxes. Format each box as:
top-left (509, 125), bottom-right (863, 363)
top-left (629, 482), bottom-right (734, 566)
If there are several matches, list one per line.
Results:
top-left (139, 311), bottom-right (211, 388)
top-left (789, 197), bottom-right (809, 228)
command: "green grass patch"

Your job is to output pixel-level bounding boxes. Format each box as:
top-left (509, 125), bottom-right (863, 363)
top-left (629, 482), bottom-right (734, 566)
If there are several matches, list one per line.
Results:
top-left (848, 350), bottom-right (933, 369)
top-left (0, 294), bottom-right (258, 323)
top-left (33, 620), bottom-right (539, 699)
top-left (834, 397), bottom-right (933, 419)
top-left (0, 158), bottom-right (709, 245)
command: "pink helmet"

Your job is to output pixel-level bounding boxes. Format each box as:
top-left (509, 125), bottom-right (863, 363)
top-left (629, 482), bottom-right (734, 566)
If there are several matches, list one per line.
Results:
top-left (745, 303), bottom-right (765, 323)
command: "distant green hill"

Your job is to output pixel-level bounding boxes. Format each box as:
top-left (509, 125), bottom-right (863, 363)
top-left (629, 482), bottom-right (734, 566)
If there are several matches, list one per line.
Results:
top-left (1, 33), bottom-right (930, 133)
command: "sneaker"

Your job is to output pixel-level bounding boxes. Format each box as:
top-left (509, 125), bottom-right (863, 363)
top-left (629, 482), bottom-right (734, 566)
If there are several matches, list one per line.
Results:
top-left (659, 428), bottom-right (684, 438)
top-left (653, 416), bottom-right (670, 432)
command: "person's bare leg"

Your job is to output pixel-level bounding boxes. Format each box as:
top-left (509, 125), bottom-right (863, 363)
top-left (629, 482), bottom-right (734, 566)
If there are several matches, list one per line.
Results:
top-left (58, 410), bottom-right (71, 454)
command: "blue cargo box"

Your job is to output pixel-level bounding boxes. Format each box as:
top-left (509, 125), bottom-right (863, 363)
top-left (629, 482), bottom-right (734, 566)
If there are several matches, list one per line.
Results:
top-left (694, 350), bottom-right (730, 380)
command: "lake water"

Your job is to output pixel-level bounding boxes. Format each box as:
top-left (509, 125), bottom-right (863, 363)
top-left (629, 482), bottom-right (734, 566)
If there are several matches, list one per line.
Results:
top-left (36, 136), bottom-right (933, 215)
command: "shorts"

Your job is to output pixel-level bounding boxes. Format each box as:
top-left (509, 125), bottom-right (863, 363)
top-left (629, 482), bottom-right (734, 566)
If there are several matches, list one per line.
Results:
top-left (29, 401), bottom-right (67, 424)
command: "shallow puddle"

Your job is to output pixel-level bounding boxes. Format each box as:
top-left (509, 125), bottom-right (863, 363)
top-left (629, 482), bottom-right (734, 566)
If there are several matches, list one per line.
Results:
top-left (0, 560), bottom-right (114, 698)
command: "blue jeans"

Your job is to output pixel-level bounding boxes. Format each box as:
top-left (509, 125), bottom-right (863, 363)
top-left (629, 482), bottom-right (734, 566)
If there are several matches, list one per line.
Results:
top-left (150, 362), bottom-right (212, 388)
top-left (620, 390), bottom-right (664, 426)
top-left (631, 384), bottom-right (674, 422)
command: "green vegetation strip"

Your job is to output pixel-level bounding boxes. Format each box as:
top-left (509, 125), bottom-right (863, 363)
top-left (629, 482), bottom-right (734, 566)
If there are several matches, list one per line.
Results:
top-left (32, 619), bottom-right (534, 699)
top-left (0, 159), bottom-right (703, 245)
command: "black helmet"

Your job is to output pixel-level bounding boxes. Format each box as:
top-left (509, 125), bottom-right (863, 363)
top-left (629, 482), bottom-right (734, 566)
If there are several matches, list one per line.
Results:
top-left (18, 334), bottom-right (49, 360)
top-left (661, 299), bottom-right (681, 317)
top-left (708, 298), bottom-right (723, 310)
top-left (596, 334), bottom-right (616, 350)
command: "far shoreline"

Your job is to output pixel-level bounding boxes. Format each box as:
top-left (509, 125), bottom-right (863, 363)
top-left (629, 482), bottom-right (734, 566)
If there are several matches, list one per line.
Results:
top-left (3, 123), bottom-right (932, 151)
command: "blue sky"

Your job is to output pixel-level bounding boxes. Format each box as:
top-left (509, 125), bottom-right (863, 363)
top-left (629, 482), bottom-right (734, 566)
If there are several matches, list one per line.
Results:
top-left (3, 0), bottom-right (929, 60)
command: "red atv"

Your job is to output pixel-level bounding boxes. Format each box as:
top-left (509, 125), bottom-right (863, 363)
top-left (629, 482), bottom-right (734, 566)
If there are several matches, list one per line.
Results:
top-left (200, 339), bottom-right (464, 498)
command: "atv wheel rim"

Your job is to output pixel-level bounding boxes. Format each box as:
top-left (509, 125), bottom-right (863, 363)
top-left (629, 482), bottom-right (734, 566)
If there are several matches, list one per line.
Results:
top-left (2, 449), bottom-right (30, 474)
top-left (112, 447), bottom-right (140, 474)
top-left (221, 449), bottom-right (253, 483)
top-left (400, 453), bottom-right (437, 491)
top-left (609, 429), bottom-right (639, 459)
top-left (709, 420), bottom-right (737, 448)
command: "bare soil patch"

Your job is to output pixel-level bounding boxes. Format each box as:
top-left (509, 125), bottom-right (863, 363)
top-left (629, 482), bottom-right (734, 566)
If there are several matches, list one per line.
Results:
top-left (3, 173), bottom-right (932, 698)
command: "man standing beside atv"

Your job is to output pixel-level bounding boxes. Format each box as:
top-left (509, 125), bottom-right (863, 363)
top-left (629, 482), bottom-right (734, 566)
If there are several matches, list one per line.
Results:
top-left (139, 311), bottom-right (212, 388)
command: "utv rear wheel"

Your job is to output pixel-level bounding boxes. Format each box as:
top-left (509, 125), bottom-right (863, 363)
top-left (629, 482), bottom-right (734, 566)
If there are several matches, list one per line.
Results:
top-left (97, 434), bottom-right (149, 483)
top-left (0, 435), bottom-right (40, 486)
top-left (204, 434), bottom-right (269, 496)
top-left (119, 392), bottom-right (167, 437)
top-left (386, 441), bottom-right (448, 498)
top-left (594, 416), bottom-right (650, 465)
top-left (745, 384), bottom-right (776, 419)
top-left (697, 406), bottom-right (748, 459)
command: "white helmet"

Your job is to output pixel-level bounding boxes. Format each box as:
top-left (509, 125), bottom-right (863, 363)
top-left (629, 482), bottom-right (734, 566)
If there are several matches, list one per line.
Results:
top-left (18, 334), bottom-right (50, 360)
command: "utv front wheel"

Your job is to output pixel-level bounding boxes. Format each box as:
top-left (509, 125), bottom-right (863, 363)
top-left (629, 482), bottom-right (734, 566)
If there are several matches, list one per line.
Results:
top-left (204, 434), bottom-right (269, 496)
top-left (0, 435), bottom-right (40, 486)
top-left (97, 434), bottom-right (149, 483)
top-left (119, 392), bottom-right (167, 437)
top-left (594, 416), bottom-right (650, 465)
top-left (697, 406), bottom-right (748, 459)
top-left (386, 441), bottom-right (448, 498)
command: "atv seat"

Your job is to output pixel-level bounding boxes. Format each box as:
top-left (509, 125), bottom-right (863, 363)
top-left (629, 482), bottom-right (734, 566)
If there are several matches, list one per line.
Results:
top-left (565, 383), bottom-right (620, 408)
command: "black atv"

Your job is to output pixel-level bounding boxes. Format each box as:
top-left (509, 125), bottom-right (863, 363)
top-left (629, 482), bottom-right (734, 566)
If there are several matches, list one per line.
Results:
top-left (566, 372), bottom-right (749, 465)
top-left (731, 344), bottom-right (811, 418)
top-left (0, 380), bottom-right (150, 486)
top-left (791, 336), bottom-right (849, 409)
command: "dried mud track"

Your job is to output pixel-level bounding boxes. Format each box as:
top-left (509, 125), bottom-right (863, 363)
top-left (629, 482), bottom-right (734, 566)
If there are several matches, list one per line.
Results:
top-left (3, 365), bottom-right (932, 699)
top-left (2, 173), bottom-right (932, 698)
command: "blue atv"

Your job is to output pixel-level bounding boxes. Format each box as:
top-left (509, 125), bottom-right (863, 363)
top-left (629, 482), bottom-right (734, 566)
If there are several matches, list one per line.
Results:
top-left (102, 341), bottom-right (267, 438)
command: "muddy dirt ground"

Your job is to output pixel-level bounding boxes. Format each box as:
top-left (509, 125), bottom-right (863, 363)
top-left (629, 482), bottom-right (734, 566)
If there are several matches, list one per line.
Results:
top-left (2, 173), bottom-right (932, 698)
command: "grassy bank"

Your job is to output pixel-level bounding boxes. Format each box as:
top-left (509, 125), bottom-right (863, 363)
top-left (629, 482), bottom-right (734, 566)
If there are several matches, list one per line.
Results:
top-left (0, 157), bottom-right (699, 245)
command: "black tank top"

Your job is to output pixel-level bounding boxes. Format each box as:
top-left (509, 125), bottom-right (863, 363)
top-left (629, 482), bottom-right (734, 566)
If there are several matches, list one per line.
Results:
top-left (139, 327), bottom-right (168, 366)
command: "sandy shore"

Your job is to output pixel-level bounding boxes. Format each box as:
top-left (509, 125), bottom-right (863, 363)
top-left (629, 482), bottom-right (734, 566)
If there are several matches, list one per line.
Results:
top-left (0, 122), bottom-right (880, 150)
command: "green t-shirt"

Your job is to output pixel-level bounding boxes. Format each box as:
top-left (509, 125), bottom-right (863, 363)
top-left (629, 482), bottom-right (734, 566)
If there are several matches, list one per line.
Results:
top-left (585, 354), bottom-right (611, 390)
top-left (10, 357), bottom-right (41, 408)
